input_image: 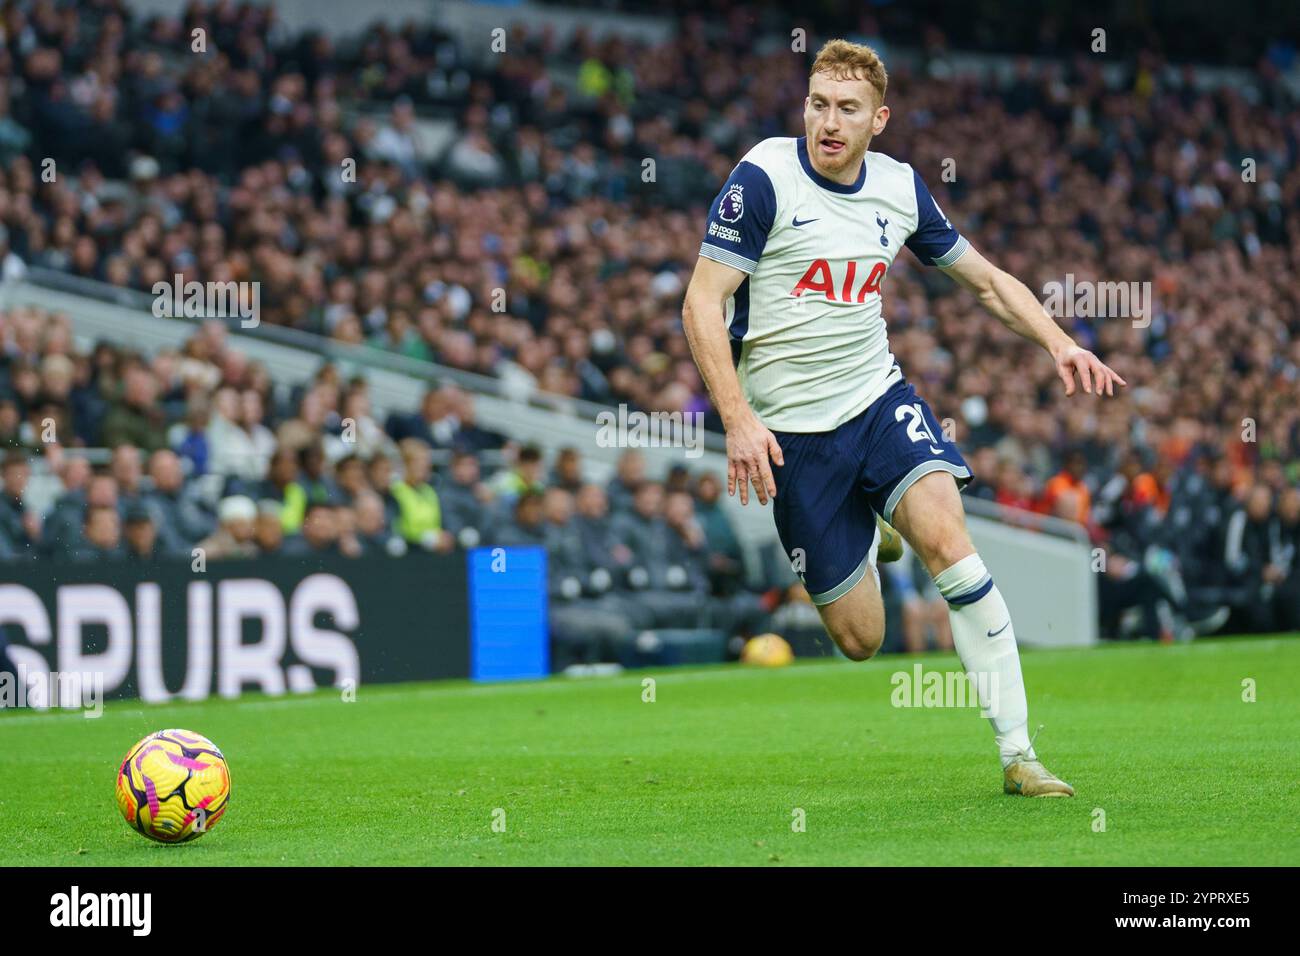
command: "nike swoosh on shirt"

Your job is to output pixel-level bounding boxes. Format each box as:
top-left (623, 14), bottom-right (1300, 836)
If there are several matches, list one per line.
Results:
top-left (791, 215), bottom-right (819, 227)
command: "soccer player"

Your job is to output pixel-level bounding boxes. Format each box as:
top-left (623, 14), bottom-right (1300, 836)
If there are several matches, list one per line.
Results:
top-left (682, 39), bottom-right (1125, 797)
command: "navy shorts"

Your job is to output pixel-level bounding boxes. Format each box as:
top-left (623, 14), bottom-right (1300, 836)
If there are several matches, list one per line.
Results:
top-left (771, 378), bottom-right (972, 605)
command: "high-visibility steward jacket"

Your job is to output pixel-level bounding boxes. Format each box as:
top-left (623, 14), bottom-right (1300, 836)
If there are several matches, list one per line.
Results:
top-left (391, 480), bottom-right (442, 543)
top-left (280, 482), bottom-right (308, 533)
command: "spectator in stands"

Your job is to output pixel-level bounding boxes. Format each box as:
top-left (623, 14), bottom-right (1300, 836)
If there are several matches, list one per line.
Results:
top-left (494, 491), bottom-right (548, 548)
top-left (1097, 550), bottom-right (1181, 642)
top-left (71, 504), bottom-right (123, 563)
top-left (615, 482), bottom-right (707, 628)
top-left (391, 438), bottom-right (451, 551)
top-left (665, 465), bottom-right (692, 496)
top-left (110, 444), bottom-right (145, 513)
top-left (437, 448), bottom-right (493, 547)
top-left (0, 398), bottom-right (23, 449)
top-left (0, 451), bottom-right (37, 560)
top-left (1156, 450), bottom-right (1219, 586)
top-left (386, 388), bottom-right (449, 447)
top-left (40, 456), bottom-right (90, 555)
top-left (490, 444), bottom-right (546, 504)
top-left (0, 86), bottom-right (31, 168)
top-left (607, 450), bottom-right (646, 517)
top-left (662, 491), bottom-right (710, 595)
top-left (571, 482), bottom-right (636, 595)
top-left (384, 387), bottom-right (504, 453)
top-left (367, 453), bottom-right (399, 527)
top-left (334, 454), bottom-right (369, 506)
top-left (552, 447), bottom-right (585, 494)
top-left (102, 362), bottom-right (167, 453)
top-left (1042, 450), bottom-right (1093, 528)
top-left (172, 399), bottom-right (212, 476)
top-left (207, 387), bottom-right (259, 481)
top-left (443, 389), bottom-right (505, 452)
top-left (993, 457), bottom-right (1038, 513)
top-left (369, 308), bottom-right (433, 362)
top-left (296, 441), bottom-right (341, 507)
top-left (50, 472), bottom-right (118, 558)
top-left (1095, 453), bottom-right (1163, 556)
top-left (444, 123), bottom-right (505, 189)
top-left (665, 486), bottom-right (766, 636)
top-left (254, 503), bottom-right (285, 556)
top-left (38, 353), bottom-right (76, 440)
top-left (353, 490), bottom-right (401, 557)
top-left (331, 390), bottom-right (393, 463)
top-left (73, 344), bottom-right (114, 446)
top-left (1269, 487), bottom-right (1300, 631)
top-left (198, 495), bottom-right (258, 561)
top-left (1223, 485), bottom-right (1277, 631)
top-left (543, 487), bottom-right (586, 595)
top-left (542, 485), bottom-right (635, 669)
top-left (122, 504), bottom-right (162, 562)
top-left (142, 449), bottom-right (214, 552)
top-left (6, 362), bottom-right (40, 426)
top-left (238, 390), bottom-right (278, 471)
top-left (694, 472), bottom-right (744, 593)
top-left (282, 501), bottom-right (357, 559)
top-left (246, 446), bottom-right (308, 533)
top-left (1204, 456), bottom-right (1245, 563)
top-left (371, 97), bottom-right (423, 180)
top-left (884, 548), bottom-right (954, 652)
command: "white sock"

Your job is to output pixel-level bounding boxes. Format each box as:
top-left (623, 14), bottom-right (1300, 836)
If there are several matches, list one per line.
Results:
top-left (933, 554), bottom-right (1034, 767)
top-left (868, 522), bottom-right (881, 591)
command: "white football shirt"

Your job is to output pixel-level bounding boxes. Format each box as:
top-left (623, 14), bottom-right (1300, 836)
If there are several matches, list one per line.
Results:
top-left (699, 136), bottom-right (968, 432)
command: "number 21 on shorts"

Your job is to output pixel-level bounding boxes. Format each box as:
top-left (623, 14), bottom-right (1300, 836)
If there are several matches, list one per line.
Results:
top-left (896, 402), bottom-right (942, 455)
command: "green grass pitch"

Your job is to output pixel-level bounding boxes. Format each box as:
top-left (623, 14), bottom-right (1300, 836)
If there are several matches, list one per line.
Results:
top-left (1, 635), bottom-right (1297, 866)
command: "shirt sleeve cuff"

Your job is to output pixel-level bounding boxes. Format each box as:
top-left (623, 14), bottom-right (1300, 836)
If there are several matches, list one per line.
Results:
top-left (700, 243), bottom-right (758, 274)
top-left (933, 236), bottom-right (969, 268)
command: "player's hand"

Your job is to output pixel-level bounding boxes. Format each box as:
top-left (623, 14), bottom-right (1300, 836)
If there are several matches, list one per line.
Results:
top-left (1053, 345), bottom-right (1126, 398)
top-left (725, 411), bottom-right (783, 506)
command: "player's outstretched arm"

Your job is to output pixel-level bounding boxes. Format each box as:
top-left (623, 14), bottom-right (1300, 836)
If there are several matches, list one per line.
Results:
top-left (940, 244), bottom-right (1127, 398)
top-left (682, 255), bottom-right (784, 506)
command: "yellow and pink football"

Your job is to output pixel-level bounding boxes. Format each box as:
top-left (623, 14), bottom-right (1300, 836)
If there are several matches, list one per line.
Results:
top-left (741, 633), bottom-right (795, 668)
top-left (115, 729), bottom-right (231, 843)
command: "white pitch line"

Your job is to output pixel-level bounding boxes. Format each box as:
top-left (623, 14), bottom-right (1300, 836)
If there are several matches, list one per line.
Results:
top-left (0, 660), bottom-right (865, 723)
top-left (1, 637), bottom-right (1289, 725)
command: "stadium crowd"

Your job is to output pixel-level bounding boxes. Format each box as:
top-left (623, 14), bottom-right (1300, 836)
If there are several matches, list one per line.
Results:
top-left (0, 307), bottom-right (773, 665)
top-left (1, 0), bottom-right (1298, 645)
